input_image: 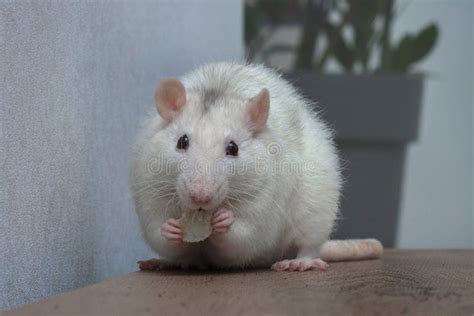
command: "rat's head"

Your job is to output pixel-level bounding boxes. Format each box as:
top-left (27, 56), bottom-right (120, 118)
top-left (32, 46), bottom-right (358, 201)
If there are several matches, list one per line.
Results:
top-left (152, 78), bottom-right (271, 212)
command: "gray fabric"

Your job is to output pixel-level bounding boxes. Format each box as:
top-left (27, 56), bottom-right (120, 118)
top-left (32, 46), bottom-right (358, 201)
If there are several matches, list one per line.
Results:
top-left (0, 1), bottom-right (242, 310)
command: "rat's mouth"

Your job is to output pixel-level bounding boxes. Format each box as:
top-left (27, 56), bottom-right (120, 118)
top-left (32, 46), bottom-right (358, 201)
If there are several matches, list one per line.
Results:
top-left (196, 207), bottom-right (218, 212)
top-left (195, 207), bottom-right (211, 212)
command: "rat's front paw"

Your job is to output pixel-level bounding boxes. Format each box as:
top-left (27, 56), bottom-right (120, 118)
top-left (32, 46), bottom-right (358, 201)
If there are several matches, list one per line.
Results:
top-left (212, 208), bottom-right (234, 233)
top-left (160, 218), bottom-right (183, 242)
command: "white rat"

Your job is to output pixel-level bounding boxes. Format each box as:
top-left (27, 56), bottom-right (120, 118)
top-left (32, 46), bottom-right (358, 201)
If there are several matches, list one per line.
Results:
top-left (132, 62), bottom-right (382, 272)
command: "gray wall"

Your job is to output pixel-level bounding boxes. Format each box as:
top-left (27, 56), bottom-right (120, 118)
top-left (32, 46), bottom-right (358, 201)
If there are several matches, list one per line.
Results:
top-left (395, 0), bottom-right (473, 248)
top-left (0, 0), bottom-right (242, 310)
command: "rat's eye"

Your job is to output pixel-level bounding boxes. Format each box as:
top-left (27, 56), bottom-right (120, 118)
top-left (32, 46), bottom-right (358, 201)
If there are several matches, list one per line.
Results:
top-left (226, 141), bottom-right (238, 156)
top-left (177, 134), bottom-right (189, 150)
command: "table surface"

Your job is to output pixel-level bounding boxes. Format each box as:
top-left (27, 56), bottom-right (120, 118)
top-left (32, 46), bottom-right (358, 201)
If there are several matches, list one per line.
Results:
top-left (5, 250), bottom-right (474, 315)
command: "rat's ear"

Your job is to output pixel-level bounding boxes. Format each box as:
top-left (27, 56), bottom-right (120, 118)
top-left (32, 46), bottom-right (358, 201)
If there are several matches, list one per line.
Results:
top-left (154, 78), bottom-right (187, 121)
top-left (246, 88), bottom-right (270, 133)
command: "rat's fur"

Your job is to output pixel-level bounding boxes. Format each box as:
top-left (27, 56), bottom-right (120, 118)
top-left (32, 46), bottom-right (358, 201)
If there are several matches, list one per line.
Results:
top-left (132, 62), bottom-right (382, 270)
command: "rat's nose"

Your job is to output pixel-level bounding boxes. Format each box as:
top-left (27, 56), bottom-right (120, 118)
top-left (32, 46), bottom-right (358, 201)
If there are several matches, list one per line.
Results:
top-left (190, 192), bottom-right (212, 205)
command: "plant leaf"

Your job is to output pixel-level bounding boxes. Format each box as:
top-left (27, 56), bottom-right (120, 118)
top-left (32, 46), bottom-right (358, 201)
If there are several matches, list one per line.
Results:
top-left (411, 23), bottom-right (439, 64)
top-left (390, 34), bottom-right (415, 71)
top-left (332, 32), bottom-right (355, 71)
top-left (244, 1), bottom-right (267, 45)
top-left (347, 0), bottom-right (379, 68)
top-left (387, 23), bottom-right (438, 72)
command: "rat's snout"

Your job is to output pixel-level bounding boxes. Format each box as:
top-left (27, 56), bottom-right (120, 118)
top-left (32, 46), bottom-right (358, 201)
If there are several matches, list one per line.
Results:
top-left (189, 189), bottom-right (212, 205)
top-left (177, 157), bottom-right (228, 210)
top-left (186, 177), bottom-right (215, 208)
top-left (178, 172), bottom-right (227, 210)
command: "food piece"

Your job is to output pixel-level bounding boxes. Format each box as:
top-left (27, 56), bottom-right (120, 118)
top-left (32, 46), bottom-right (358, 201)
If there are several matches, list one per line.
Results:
top-left (178, 208), bottom-right (214, 243)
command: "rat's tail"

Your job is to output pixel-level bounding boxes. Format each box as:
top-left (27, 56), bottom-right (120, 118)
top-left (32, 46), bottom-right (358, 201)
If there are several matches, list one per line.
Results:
top-left (320, 239), bottom-right (383, 262)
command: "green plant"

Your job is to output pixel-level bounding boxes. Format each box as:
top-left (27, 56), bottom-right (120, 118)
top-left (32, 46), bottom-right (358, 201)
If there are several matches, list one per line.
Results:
top-left (245, 0), bottom-right (439, 73)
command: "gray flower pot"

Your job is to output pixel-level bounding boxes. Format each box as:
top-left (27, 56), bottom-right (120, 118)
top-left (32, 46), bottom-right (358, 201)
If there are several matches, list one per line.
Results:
top-left (285, 72), bottom-right (424, 247)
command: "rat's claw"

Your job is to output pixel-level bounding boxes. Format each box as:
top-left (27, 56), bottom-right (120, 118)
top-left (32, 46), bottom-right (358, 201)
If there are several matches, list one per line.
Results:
top-left (166, 218), bottom-right (181, 228)
top-left (271, 260), bottom-right (290, 272)
top-left (212, 208), bottom-right (234, 233)
top-left (212, 208), bottom-right (227, 219)
top-left (160, 218), bottom-right (183, 242)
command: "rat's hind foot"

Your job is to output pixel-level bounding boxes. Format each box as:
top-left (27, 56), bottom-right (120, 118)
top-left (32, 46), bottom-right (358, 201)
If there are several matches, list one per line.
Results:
top-left (137, 258), bottom-right (178, 271)
top-left (271, 258), bottom-right (329, 272)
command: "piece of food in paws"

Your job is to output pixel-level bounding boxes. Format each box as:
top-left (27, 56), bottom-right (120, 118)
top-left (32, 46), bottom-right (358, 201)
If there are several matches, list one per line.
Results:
top-left (179, 209), bottom-right (214, 243)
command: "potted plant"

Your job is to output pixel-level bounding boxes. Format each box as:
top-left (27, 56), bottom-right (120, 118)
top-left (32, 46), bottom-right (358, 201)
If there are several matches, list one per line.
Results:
top-left (245, 0), bottom-right (439, 246)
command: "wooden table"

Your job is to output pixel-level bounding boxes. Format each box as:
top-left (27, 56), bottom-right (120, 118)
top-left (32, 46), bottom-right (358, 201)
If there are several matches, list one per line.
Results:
top-left (5, 250), bottom-right (473, 315)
